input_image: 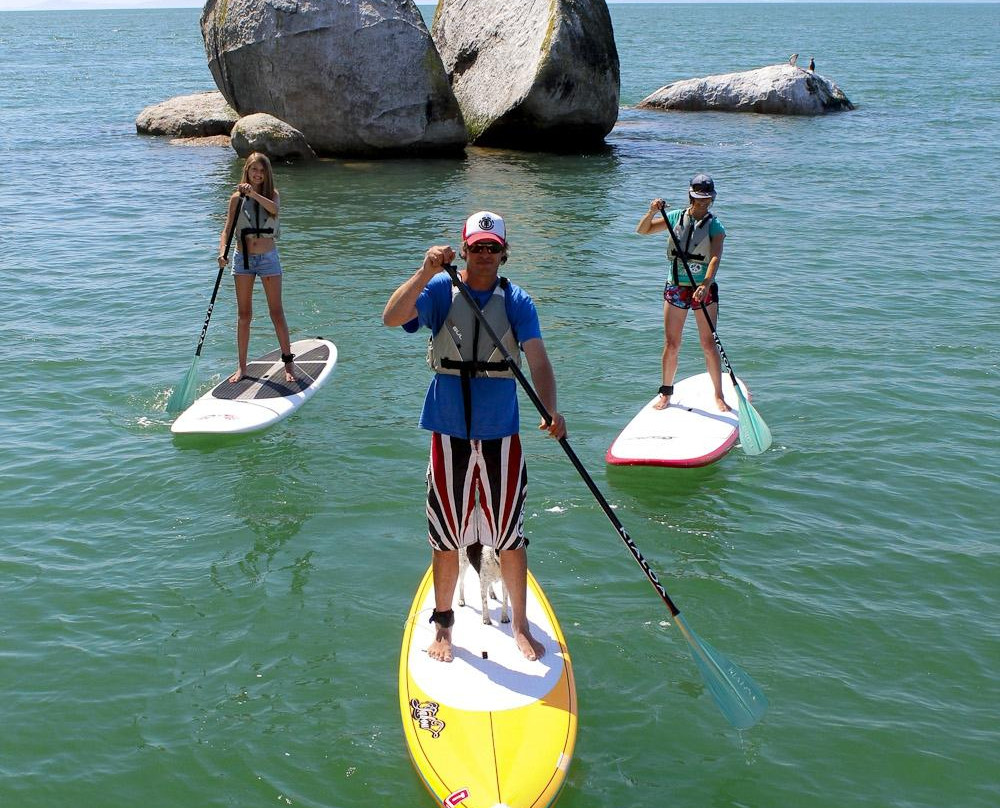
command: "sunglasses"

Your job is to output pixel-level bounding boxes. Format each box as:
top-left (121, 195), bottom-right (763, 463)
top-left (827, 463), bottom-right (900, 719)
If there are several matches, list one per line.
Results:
top-left (467, 242), bottom-right (504, 254)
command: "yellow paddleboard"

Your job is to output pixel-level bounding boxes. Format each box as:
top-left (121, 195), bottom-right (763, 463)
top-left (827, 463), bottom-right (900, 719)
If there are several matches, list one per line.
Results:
top-left (399, 564), bottom-right (577, 808)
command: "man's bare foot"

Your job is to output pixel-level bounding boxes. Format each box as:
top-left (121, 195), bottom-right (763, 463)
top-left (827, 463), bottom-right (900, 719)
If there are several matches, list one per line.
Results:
top-left (283, 363), bottom-right (295, 383)
top-left (514, 627), bottom-right (545, 661)
top-left (715, 396), bottom-right (730, 412)
top-left (427, 628), bottom-right (454, 662)
top-left (653, 393), bottom-right (671, 410)
top-left (228, 368), bottom-right (246, 384)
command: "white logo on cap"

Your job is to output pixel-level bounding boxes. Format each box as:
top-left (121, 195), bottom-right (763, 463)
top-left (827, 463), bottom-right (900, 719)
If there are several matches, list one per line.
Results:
top-left (478, 216), bottom-right (495, 231)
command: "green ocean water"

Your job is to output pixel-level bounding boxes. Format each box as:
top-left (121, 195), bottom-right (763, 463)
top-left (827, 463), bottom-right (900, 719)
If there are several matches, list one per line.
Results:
top-left (2, 3), bottom-right (999, 807)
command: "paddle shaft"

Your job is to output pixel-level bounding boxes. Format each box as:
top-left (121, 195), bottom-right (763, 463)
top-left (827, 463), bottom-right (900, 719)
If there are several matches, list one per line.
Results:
top-left (442, 264), bottom-right (681, 617)
top-left (194, 195), bottom-right (243, 358)
top-left (659, 205), bottom-right (741, 390)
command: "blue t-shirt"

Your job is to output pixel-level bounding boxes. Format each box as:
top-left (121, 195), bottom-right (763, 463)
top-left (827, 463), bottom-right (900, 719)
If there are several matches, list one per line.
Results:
top-left (403, 272), bottom-right (542, 439)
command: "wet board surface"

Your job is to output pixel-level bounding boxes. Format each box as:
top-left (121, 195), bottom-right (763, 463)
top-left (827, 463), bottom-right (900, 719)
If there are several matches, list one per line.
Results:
top-left (170, 338), bottom-right (337, 434)
top-left (606, 372), bottom-right (743, 467)
top-left (400, 564), bottom-right (577, 808)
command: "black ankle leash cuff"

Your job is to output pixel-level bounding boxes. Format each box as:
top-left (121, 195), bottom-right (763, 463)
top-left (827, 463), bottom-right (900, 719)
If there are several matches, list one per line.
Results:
top-left (429, 609), bottom-right (455, 629)
top-left (658, 384), bottom-right (674, 396)
top-left (281, 352), bottom-right (295, 363)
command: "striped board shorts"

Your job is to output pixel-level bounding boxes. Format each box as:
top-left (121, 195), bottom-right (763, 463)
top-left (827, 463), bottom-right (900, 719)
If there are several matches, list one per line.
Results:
top-left (425, 432), bottom-right (528, 552)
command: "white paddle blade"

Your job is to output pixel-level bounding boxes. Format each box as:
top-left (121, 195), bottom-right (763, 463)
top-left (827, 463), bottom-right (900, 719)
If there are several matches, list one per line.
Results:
top-left (675, 614), bottom-right (768, 730)
top-left (735, 387), bottom-right (772, 455)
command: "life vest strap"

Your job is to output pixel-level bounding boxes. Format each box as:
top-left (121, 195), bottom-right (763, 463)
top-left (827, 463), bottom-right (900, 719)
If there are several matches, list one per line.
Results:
top-left (238, 226), bottom-right (276, 270)
top-left (439, 357), bottom-right (511, 373)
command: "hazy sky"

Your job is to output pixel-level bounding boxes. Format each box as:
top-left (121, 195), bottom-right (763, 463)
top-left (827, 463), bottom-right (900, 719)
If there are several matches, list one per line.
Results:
top-left (0, 0), bottom-right (990, 10)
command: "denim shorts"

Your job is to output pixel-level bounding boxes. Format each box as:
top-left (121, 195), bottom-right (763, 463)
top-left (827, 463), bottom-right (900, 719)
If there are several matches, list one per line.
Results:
top-left (232, 249), bottom-right (282, 277)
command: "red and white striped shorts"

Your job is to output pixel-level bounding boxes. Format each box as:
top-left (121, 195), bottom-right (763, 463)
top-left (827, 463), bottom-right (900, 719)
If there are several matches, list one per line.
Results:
top-left (425, 432), bottom-right (528, 552)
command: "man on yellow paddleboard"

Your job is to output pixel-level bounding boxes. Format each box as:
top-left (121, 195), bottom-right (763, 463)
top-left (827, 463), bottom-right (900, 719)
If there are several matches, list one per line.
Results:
top-left (383, 211), bottom-right (566, 664)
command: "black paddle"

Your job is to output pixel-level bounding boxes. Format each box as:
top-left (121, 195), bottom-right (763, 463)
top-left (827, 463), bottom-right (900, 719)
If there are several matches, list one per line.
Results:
top-left (658, 204), bottom-right (772, 454)
top-left (441, 263), bottom-right (768, 729)
top-left (166, 194), bottom-right (243, 413)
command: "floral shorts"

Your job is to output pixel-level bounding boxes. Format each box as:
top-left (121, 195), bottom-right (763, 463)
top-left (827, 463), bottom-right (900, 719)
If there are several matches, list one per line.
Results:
top-left (663, 282), bottom-right (718, 310)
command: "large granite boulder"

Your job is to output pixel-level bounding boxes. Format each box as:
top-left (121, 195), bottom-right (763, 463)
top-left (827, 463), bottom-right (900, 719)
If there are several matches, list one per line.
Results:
top-left (639, 64), bottom-right (854, 115)
top-left (230, 113), bottom-right (316, 161)
top-left (135, 91), bottom-right (238, 136)
top-left (431, 0), bottom-right (619, 149)
top-left (200, 0), bottom-right (466, 156)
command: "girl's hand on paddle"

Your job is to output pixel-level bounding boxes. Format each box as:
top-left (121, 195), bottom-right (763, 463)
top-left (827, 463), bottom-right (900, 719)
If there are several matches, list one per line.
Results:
top-left (648, 198), bottom-right (665, 214)
top-left (217, 253), bottom-right (228, 268)
top-left (540, 412), bottom-right (567, 440)
top-left (693, 282), bottom-right (709, 302)
top-left (423, 245), bottom-right (455, 273)
top-left (238, 183), bottom-right (254, 197)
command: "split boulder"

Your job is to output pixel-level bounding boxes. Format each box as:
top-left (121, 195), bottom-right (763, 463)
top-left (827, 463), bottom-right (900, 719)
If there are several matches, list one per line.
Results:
top-left (200, 0), bottom-right (466, 156)
top-left (638, 64), bottom-right (854, 116)
top-left (135, 91), bottom-right (238, 137)
top-left (431, 0), bottom-right (620, 149)
top-left (230, 113), bottom-right (316, 161)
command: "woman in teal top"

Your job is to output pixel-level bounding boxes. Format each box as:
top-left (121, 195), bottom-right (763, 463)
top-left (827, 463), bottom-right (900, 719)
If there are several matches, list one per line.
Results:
top-left (636, 173), bottom-right (728, 412)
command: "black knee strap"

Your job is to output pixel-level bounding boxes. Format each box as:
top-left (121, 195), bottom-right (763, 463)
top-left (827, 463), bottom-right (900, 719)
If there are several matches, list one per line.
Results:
top-left (281, 352), bottom-right (295, 363)
top-left (429, 609), bottom-right (454, 629)
top-left (659, 385), bottom-right (674, 396)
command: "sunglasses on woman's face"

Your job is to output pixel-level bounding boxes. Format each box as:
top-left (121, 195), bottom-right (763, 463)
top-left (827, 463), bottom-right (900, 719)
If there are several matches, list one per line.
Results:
top-left (467, 242), bottom-right (504, 254)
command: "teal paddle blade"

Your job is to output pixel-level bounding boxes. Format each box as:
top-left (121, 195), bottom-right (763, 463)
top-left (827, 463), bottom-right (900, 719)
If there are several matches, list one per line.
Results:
top-left (675, 613), bottom-right (768, 730)
top-left (165, 356), bottom-right (201, 414)
top-left (735, 385), bottom-right (772, 456)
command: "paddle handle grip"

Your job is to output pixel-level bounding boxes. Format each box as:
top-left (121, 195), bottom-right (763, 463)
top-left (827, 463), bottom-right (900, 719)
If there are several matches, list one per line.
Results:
top-left (442, 264), bottom-right (681, 617)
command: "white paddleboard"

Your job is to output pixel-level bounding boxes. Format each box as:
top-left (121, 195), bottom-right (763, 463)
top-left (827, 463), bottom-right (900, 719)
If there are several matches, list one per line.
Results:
top-left (400, 564), bottom-right (577, 808)
top-left (170, 337), bottom-right (337, 435)
top-left (606, 372), bottom-right (742, 467)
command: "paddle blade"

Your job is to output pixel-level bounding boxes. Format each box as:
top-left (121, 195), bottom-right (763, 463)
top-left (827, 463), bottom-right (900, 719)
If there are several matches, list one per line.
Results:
top-left (165, 356), bottom-right (201, 414)
top-left (735, 385), bottom-right (772, 455)
top-left (674, 614), bottom-right (768, 730)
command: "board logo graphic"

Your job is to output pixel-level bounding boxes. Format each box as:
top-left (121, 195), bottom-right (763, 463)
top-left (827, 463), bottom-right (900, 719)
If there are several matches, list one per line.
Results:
top-left (409, 698), bottom-right (445, 738)
top-left (443, 788), bottom-right (469, 807)
top-left (478, 216), bottom-right (495, 231)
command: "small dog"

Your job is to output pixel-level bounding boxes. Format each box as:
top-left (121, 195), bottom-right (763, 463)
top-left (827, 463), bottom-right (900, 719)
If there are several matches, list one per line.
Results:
top-left (458, 544), bottom-right (510, 625)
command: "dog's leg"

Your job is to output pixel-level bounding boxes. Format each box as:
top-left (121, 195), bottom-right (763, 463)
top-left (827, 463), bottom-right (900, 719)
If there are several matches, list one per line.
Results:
top-left (457, 547), bottom-right (468, 608)
top-left (480, 580), bottom-right (492, 625)
top-left (499, 577), bottom-right (510, 624)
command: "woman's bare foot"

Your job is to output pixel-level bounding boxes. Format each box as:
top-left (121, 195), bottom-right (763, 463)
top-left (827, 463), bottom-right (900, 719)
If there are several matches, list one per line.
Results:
top-left (427, 628), bottom-right (454, 662)
top-left (653, 393), bottom-right (671, 410)
top-left (715, 396), bottom-right (730, 412)
top-left (283, 362), bottom-right (295, 383)
top-left (228, 368), bottom-right (246, 384)
top-left (514, 627), bottom-right (545, 661)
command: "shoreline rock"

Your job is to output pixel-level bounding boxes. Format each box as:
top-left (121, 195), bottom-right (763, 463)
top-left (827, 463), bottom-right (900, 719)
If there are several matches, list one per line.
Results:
top-left (200, 0), bottom-right (467, 157)
top-left (432, 0), bottom-right (620, 149)
top-left (169, 135), bottom-right (232, 148)
top-left (230, 113), bottom-right (316, 161)
top-left (135, 91), bottom-right (238, 137)
top-left (639, 64), bottom-right (854, 116)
